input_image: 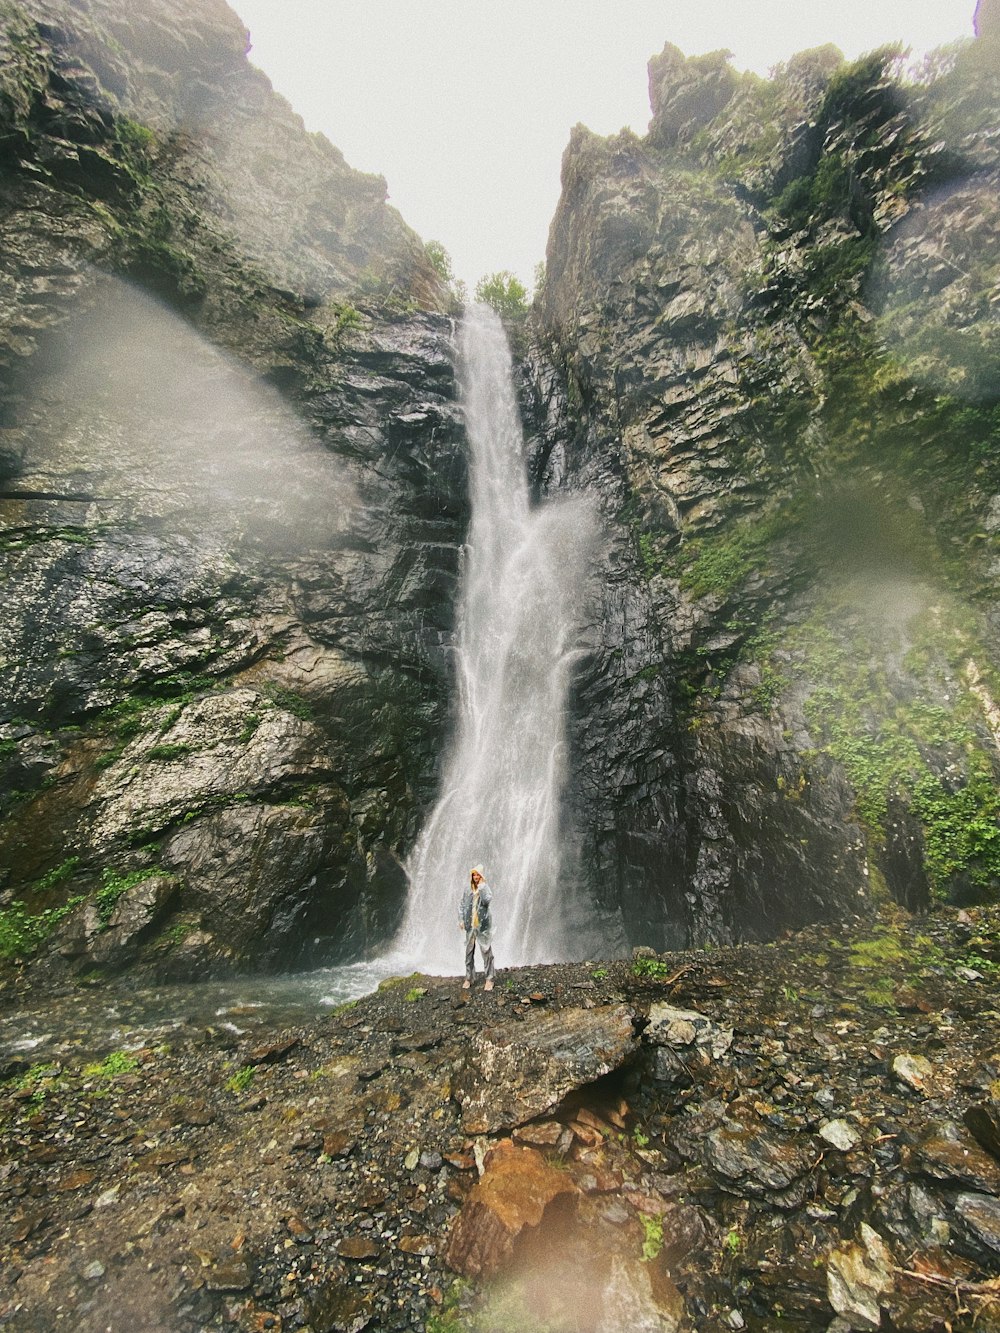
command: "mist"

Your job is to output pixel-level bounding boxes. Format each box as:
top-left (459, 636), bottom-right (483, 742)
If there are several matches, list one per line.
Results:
top-left (3, 275), bottom-right (357, 555)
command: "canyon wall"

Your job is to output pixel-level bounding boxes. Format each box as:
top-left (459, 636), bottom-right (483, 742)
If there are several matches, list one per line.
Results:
top-left (530, 30), bottom-right (1000, 948)
top-left (0, 0), bottom-right (465, 978)
top-left (2, 1), bottom-right (1000, 982)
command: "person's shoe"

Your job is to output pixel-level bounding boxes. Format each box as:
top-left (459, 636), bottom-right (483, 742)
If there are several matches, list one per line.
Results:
top-left (462, 979), bottom-right (471, 990)
top-left (484, 979), bottom-right (494, 992)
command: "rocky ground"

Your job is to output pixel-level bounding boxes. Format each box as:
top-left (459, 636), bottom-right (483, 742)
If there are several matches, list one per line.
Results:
top-left (4, 905), bottom-right (1000, 1332)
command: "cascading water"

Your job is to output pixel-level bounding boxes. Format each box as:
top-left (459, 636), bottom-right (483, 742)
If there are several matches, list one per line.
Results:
top-left (0, 309), bottom-right (599, 1060)
top-left (395, 304), bottom-right (598, 972)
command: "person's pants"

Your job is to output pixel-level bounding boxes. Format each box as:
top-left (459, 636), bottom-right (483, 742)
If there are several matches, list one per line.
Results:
top-left (465, 930), bottom-right (494, 982)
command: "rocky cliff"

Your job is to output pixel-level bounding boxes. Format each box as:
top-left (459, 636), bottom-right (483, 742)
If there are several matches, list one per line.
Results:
top-left (529, 26), bottom-right (1000, 950)
top-left (0, 0), bottom-right (465, 979)
top-left (3, 0), bottom-right (1000, 987)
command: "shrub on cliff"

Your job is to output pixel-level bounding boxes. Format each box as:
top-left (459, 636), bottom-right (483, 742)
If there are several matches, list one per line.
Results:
top-left (474, 270), bottom-right (528, 320)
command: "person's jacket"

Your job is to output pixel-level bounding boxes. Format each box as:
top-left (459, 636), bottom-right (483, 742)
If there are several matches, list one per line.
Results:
top-left (459, 882), bottom-right (492, 936)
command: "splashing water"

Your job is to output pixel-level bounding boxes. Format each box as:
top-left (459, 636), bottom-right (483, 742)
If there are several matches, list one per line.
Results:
top-left (394, 305), bottom-right (597, 972)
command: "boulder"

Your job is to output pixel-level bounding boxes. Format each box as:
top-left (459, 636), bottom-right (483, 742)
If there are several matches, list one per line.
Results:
top-left (826, 1225), bottom-right (895, 1331)
top-left (594, 1253), bottom-right (685, 1333)
top-left (444, 1141), bottom-right (577, 1279)
top-left (85, 874), bottom-right (180, 967)
top-left (644, 1001), bottom-right (734, 1089)
top-left (905, 1123), bottom-right (1000, 1195)
top-left (964, 1100), bottom-right (1000, 1160)
top-left (819, 1119), bottom-right (862, 1152)
top-left (891, 1053), bottom-right (935, 1094)
top-left (454, 1004), bottom-right (639, 1134)
top-left (668, 1101), bottom-right (815, 1205)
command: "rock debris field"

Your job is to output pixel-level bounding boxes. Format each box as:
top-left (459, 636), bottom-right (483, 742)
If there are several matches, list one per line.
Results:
top-left (5, 906), bottom-right (1000, 1332)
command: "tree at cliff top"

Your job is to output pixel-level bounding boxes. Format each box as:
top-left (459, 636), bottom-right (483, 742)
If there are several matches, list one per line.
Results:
top-left (475, 270), bottom-right (529, 320)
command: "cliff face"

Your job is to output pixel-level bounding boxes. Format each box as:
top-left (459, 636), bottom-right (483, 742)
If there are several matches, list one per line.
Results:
top-left (0, 0), bottom-right (465, 977)
top-left (532, 33), bottom-right (1000, 948)
top-left (4, 2), bottom-right (1000, 983)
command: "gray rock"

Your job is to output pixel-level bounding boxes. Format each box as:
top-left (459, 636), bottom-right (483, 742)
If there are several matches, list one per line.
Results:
top-left (826, 1225), bottom-right (894, 1331)
top-left (646, 1002), bottom-right (733, 1059)
top-left (703, 1120), bottom-right (814, 1200)
top-left (891, 1054), bottom-right (934, 1094)
top-left (955, 1192), bottom-right (1000, 1254)
top-left (819, 1119), bottom-right (862, 1152)
top-left (454, 1004), bottom-right (639, 1134)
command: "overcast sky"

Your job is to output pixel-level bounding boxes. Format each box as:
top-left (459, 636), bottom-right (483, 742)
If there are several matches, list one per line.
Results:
top-left (231, 1), bottom-right (978, 290)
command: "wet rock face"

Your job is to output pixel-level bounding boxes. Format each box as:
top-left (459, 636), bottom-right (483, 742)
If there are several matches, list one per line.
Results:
top-left (532, 35), bottom-right (1000, 947)
top-left (0, 0), bottom-right (464, 975)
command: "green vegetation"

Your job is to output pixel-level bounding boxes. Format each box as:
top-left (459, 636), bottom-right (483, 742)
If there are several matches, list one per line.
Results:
top-left (33, 856), bottom-right (80, 892)
top-left (226, 1065), bottom-right (255, 1094)
top-left (327, 301), bottom-right (363, 344)
top-left (631, 957), bottom-right (671, 981)
top-left (146, 743), bottom-right (191, 762)
top-left (672, 510), bottom-right (795, 600)
top-left (0, 524), bottom-right (94, 553)
top-left (115, 116), bottom-right (156, 164)
top-left (0, 895), bottom-right (86, 959)
top-left (781, 599), bottom-right (1000, 898)
top-left (262, 683), bottom-right (314, 722)
top-left (723, 1226), bottom-right (743, 1255)
top-left (83, 1050), bottom-right (141, 1079)
top-left (591, 967), bottom-right (609, 981)
top-left (474, 270), bottom-right (529, 321)
top-left (425, 240), bottom-right (453, 284)
top-left (8, 1063), bottom-right (64, 1109)
top-left (426, 1280), bottom-right (468, 1333)
top-left (639, 1213), bottom-right (664, 1263)
top-left (96, 866), bottom-right (160, 924)
top-left (378, 972), bottom-right (424, 992)
top-left (238, 712), bottom-right (262, 743)
top-left (164, 919), bottom-right (195, 947)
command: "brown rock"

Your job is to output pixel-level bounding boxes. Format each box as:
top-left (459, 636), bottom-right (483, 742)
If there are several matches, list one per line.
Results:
top-left (574, 1107), bottom-right (611, 1133)
top-left (205, 1257), bottom-right (252, 1292)
top-left (907, 1127), bottom-right (1000, 1194)
top-left (134, 1145), bottom-right (194, 1171)
top-left (442, 1150), bottom-right (477, 1170)
top-left (249, 1036), bottom-right (301, 1066)
top-left (445, 1141), bottom-right (578, 1279)
top-left (398, 1233), bottom-right (434, 1255)
top-left (569, 1119), bottom-right (605, 1147)
top-left (322, 1130), bottom-right (357, 1159)
top-left (512, 1121), bottom-right (565, 1148)
top-left (964, 1101), bottom-right (1000, 1160)
top-left (56, 1169), bottom-right (97, 1193)
top-left (182, 1099), bottom-right (215, 1126)
top-left (338, 1236), bottom-right (381, 1260)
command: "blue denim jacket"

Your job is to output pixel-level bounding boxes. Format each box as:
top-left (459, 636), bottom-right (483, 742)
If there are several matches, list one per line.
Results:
top-left (458, 882), bottom-right (492, 937)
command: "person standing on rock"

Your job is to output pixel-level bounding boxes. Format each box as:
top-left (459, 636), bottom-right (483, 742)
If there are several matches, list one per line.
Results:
top-left (459, 864), bottom-right (494, 991)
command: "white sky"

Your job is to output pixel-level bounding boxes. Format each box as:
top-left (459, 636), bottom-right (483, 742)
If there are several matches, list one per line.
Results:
top-left (231, 1), bottom-right (977, 290)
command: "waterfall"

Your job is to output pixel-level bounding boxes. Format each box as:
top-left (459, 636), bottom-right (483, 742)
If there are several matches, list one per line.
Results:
top-left (396, 304), bottom-right (597, 972)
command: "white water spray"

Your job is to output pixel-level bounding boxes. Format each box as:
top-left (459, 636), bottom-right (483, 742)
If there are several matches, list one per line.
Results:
top-left (395, 305), bottom-right (597, 972)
